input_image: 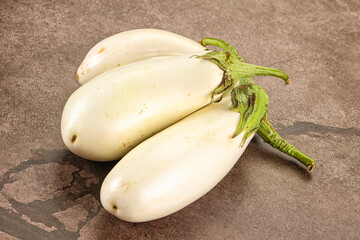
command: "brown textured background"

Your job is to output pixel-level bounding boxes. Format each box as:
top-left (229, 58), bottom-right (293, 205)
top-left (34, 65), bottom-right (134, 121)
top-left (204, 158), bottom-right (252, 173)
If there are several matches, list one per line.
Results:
top-left (1, 0), bottom-right (359, 239)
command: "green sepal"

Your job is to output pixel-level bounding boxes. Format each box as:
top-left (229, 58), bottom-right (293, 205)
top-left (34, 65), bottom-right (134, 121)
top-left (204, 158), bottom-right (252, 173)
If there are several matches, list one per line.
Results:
top-left (200, 38), bottom-right (244, 62)
top-left (231, 84), bottom-right (269, 146)
top-left (196, 51), bottom-right (251, 102)
top-left (196, 50), bottom-right (290, 102)
top-left (211, 72), bottom-right (236, 102)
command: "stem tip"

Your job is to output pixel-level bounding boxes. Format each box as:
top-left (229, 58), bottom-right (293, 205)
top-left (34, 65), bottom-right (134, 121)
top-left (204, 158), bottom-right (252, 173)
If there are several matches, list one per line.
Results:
top-left (286, 78), bottom-right (291, 85)
top-left (307, 163), bottom-right (315, 171)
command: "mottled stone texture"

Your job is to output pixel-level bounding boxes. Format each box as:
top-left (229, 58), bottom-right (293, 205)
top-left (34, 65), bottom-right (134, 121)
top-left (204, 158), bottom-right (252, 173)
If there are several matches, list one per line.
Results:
top-left (0, 0), bottom-right (359, 239)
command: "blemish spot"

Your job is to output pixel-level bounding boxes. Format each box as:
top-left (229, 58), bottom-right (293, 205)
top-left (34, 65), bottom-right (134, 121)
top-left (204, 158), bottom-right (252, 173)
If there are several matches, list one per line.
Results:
top-left (117, 64), bottom-right (121, 67)
top-left (98, 47), bottom-right (105, 54)
top-left (80, 63), bottom-right (85, 75)
top-left (116, 181), bottom-right (132, 193)
top-left (71, 135), bottom-right (77, 143)
top-left (112, 204), bottom-right (118, 210)
top-left (76, 73), bottom-right (79, 80)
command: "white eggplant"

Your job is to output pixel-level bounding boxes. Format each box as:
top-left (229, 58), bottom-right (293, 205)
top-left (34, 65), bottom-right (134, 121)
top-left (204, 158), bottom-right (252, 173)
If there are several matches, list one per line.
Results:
top-left (77, 29), bottom-right (206, 84)
top-left (63, 48), bottom-right (290, 162)
top-left (100, 97), bottom-right (254, 222)
top-left (62, 52), bottom-right (223, 161)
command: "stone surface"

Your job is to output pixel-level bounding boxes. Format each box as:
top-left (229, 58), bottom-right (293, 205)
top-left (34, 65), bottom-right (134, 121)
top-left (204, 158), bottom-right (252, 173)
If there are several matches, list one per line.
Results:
top-left (0, 0), bottom-right (359, 239)
top-left (52, 204), bottom-right (88, 232)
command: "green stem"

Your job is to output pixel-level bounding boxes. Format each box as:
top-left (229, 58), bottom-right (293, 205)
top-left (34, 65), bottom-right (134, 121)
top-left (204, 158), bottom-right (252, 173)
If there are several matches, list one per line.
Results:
top-left (198, 51), bottom-right (290, 92)
top-left (200, 37), bottom-right (315, 171)
top-left (257, 113), bottom-right (316, 171)
top-left (235, 62), bottom-right (291, 85)
top-left (200, 38), bottom-right (290, 85)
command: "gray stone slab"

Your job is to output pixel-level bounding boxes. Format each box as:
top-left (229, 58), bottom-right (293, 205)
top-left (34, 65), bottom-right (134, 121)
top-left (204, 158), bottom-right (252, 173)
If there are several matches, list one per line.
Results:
top-left (1, 0), bottom-right (359, 239)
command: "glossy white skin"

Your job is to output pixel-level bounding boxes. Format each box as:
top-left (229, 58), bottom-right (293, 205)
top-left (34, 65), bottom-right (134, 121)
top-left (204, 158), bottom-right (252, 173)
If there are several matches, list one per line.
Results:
top-left (61, 53), bottom-right (224, 161)
top-left (77, 29), bottom-right (206, 84)
top-left (100, 97), bottom-right (254, 222)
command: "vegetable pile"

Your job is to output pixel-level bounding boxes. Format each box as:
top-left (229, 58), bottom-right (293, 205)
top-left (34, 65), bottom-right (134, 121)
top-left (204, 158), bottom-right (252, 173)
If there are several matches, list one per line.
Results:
top-left (61, 29), bottom-right (316, 222)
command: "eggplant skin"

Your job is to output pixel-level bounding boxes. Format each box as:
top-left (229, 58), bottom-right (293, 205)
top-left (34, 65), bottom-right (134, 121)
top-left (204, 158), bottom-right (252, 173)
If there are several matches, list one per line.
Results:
top-left (100, 96), bottom-right (253, 222)
top-left (77, 29), bottom-right (206, 84)
top-left (61, 53), bottom-right (223, 161)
